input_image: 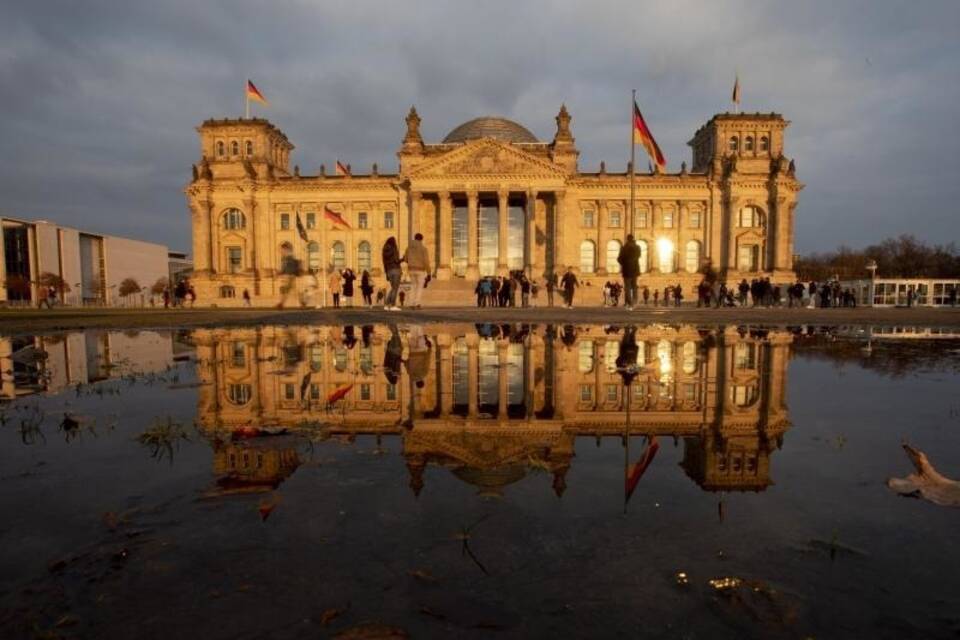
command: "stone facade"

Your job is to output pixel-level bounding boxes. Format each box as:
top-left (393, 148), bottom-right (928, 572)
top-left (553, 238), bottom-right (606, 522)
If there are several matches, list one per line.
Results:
top-left (185, 106), bottom-right (802, 306)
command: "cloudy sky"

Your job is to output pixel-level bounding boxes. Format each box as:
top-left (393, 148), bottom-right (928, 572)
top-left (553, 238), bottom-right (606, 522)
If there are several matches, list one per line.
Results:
top-left (1, 1), bottom-right (958, 253)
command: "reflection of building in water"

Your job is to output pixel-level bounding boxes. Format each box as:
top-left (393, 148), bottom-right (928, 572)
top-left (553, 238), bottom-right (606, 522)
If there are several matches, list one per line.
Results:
top-left (0, 330), bottom-right (180, 400)
top-left (209, 437), bottom-right (301, 496)
top-left (194, 325), bottom-right (790, 495)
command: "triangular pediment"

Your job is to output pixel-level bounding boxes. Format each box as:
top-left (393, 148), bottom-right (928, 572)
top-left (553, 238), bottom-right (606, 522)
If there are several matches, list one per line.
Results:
top-left (408, 138), bottom-right (566, 179)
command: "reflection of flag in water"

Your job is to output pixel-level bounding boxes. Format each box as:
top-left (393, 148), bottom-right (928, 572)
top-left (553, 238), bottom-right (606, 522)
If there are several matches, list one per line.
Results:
top-left (326, 383), bottom-right (353, 406)
top-left (625, 437), bottom-right (660, 504)
top-left (324, 206), bottom-right (351, 229)
top-left (299, 371), bottom-right (312, 402)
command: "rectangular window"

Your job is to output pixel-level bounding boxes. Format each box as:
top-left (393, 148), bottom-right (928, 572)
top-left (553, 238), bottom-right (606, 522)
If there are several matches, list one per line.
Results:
top-left (386, 382), bottom-right (397, 400)
top-left (582, 210), bottom-right (595, 228)
top-left (306, 212), bottom-right (316, 229)
top-left (230, 342), bottom-right (245, 368)
top-left (684, 383), bottom-right (697, 402)
top-left (358, 212), bottom-right (368, 229)
top-left (636, 211), bottom-right (648, 228)
top-left (689, 211), bottom-right (701, 228)
top-left (662, 211), bottom-right (674, 228)
top-left (605, 384), bottom-right (618, 402)
top-left (609, 211), bottom-right (621, 228)
top-left (579, 384), bottom-right (593, 402)
top-left (738, 245), bottom-right (759, 272)
top-left (383, 211), bottom-right (395, 229)
top-left (360, 383), bottom-right (371, 400)
top-left (227, 247), bottom-right (242, 273)
top-left (284, 383), bottom-right (295, 400)
top-left (280, 213), bottom-right (290, 230)
top-left (633, 384), bottom-right (646, 402)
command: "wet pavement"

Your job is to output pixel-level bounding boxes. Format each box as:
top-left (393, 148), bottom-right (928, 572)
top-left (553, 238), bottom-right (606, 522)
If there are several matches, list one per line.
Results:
top-left (1, 323), bottom-right (959, 639)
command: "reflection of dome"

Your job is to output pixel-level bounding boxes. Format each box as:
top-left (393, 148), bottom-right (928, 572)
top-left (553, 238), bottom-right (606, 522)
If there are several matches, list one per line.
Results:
top-left (443, 117), bottom-right (538, 144)
top-left (452, 464), bottom-right (527, 497)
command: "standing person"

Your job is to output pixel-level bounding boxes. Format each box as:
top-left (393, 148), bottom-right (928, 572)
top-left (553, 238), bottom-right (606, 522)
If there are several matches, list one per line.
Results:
top-left (328, 270), bottom-right (342, 308)
top-left (277, 247), bottom-right (302, 309)
top-left (674, 283), bottom-right (683, 307)
top-left (617, 234), bottom-right (641, 311)
top-left (907, 288), bottom-right (915, 308)
top-left (642, 286), bottom-right (650, 305)
top-left (341, 268), bottom-right (356, 307)
top-left (360, 270), bottom-right (374, 307)
top-left (560, 267), bottom-right (578, 309)
top-left (162, 287), bottom-right (171, 309)
top-left (382, 237), bottom-right (402, 310)
top-left (242, 289), bottom-right (251, 307)
top-left (403, 232), bottom-right (430, 310)
top-left (521, 274), bottom-right (531, 308)
top-left (530, 280), bottom-right (539, 307)
top-left (653, 289), bottom-right (659, 306)
top-left (546, 272), bottom-right (558, 307)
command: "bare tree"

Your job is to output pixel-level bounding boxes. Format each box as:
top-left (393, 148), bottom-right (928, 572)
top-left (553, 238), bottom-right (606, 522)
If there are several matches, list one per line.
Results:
top-left (119, 278), bottom-right (142, 298)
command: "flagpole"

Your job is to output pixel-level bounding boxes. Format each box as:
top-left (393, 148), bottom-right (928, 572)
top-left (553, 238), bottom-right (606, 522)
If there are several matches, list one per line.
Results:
top-left (629, 89), bottom-right (636, 235)
top-left (245, 80), bottom-right (250, 119)
top-left (623, 379), bottom-right (631, 514)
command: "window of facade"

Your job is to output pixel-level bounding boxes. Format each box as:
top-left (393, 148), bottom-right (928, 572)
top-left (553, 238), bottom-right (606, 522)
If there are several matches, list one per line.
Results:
top-left (231, 141), bottom-right (239, 155)
top-left (657, 240), bottom-right (674, 273)
top-left (360, 384), bottom-right (371, 401)
top-left (582, 209), bottom-right (595, 228)
top-left (334, 348), bottom-right (347, 372)
top-left (227, 247), bottom-right (243, 273)
top-left (734, 343), bottom-right (757, 370)
top-left (636, 211), bottom-right (648, 228)
top-left (760, 136), bottom-right (769, 152)
top-left (307, 242), bottom-right (320, 271)
top-left (738, 244), bottom-right (760, 272)
top-left (604, 341), bottom-right (619, 373)
top-left (310, 384), bottom-right (321, 401)
top-left (280, 213), bottom-right (290, 230)
top-left (609, 210), bottom-right (621, 227)
top-left (579, 385), bottom-right (594, 403)
top-left (633, 384), bottom-right (647, 402)
top-left (729, 136), bottom-right (739, 152)
top-left (284, 383), bottom-right (295, 400)
top-left (580, 240), bottom-right (596, 274)
top-left (605, 384), bottom-right (618, 402)
top-left (306, 212), bottom-right (316, 229)
top-left (216, 141), bottom-right (225, 157)
top-left (606, 240), bottom-right (622, 274)
top-left (230, 342), bottom-right (246, 368)
top-left (685, 240), bottom-right (700, 273)
top-left (309, 344), bottom-right (323, 372)
top-left (383, 211), bottom-right (394, 228)
top-left (357, 241), bottom-right (372, 272)
top-left (682, 341), bottom-right (698, 374)
top-left (357, 212), bottom-right (368, 229)
top-left (245, 140), bottom-right (253, 156)
top-left (731, 385), bottom-right (758, 407)
top-left (227, 383), bottom-right (251, 405)
top-left (359, 346), bottom-right (373, 374)
top-left (578, 340), bottom-right (594, 373)
top-left (745, 136), bottom-right (754, 151)
top-left (223, 209), bottom-right (246, 230)
top-left (688, 211), bottom-right (701, 228)
top-left (332, 241), bottom-right (346, 270)
top-left (638, 240), bottom-right (649, 273)
top-left (661, 210), bottom-right (674, 228)
top-left (386, 382), bottom-right (397, 400)
top-left (739, 206), bottom-right (763, 228)
top-left (219, 285), bottom-right (236, 298)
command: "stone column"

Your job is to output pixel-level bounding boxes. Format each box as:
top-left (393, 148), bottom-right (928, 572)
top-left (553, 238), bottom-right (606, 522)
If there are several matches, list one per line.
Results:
top-left (466, 191), bottom-right (479, 279)
top-left (553, 191), bottom-right (566, 274)
top-left (191, 201), bottom-right (211, 273)
top-left (438, 336), bottom-right (453, 414)
top-left (727, 196), bottom-right (741, 273)
top-left (498, 341), bottom-right (509, 418)
top-left (437, 191), bottom-right (452, 279)
top-left (497, 190), bottom-right (509, 275)
top-left (243, 195), bottom-right (257, 277)
top-left (526, 190), bottom-right (538, 276)
top-left (467, 337), bottom-right (479, 417)
top-left (597, 199), bottom-right (608, 275)
top-left (208, 203), bottom-right (219, 274)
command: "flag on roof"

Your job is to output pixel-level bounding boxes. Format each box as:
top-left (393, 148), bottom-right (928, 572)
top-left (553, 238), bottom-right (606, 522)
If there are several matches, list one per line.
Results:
top-left (335, 160), bottom-right (349, 176)
top-left (633, 101), bottom-right (666, 172)
top-left (246, 80), bottom-right (268, 105)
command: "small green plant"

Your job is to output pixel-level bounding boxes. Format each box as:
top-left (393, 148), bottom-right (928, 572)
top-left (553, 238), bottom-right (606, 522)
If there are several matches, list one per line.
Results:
top-left (136, 416), bottom-right (191, 463)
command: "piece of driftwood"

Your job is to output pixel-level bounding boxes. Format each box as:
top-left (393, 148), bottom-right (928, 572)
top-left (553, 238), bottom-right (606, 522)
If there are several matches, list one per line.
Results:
top-left (887, 443), bottom-right (960, 507)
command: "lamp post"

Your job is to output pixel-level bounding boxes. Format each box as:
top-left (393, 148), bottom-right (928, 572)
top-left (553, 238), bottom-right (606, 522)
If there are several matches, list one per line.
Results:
top-left (866, 259), bottom-right (878, 307)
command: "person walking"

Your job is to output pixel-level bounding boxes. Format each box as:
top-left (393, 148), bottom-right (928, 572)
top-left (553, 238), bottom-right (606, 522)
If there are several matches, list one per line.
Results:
top-left (242, 288), bottom-right (251, 307)
top-left (617, 234), bottom-right (641, 310)
top-left (403, 233), bottom-right (430, 309)
top-left (277, 247), bottom-right (302, 309)
top-left (560, 267), bottom-right (578, 309)
top-left (329, 270), bottom-right (342, 308)
top-left (382, 237), bottom-right (403, 310)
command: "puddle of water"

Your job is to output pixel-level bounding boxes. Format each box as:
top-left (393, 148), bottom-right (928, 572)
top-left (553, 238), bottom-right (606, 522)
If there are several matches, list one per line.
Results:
top-left (1, 324), bottom-right (959, 639)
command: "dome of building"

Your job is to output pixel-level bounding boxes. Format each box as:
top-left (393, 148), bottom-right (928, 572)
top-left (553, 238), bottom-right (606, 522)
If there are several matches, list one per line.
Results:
top-left (442, 116), bottom-right (538, 144)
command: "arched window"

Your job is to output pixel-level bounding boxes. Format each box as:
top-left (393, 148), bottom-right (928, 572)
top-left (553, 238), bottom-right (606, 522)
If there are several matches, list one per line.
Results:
top-left (307, 242), bottom-right (320, 271)
top-left (216, 141), bottom-right (225, 157)
top-left (682, 341), bottom-right (698, 374)
top-left (739, 206), bottom-right (764, 228)
top-left (578, 340), bottom-right (595, 373)
top-left (227, 383), bottom-right (251, 405)
top-left (744, 136), bottom-right (754, 152)
top-left (759, 136), bottom-right (769, 152)
top-left (604, 341), bottom-right (619, 373)
top-left (637, 240), bottom-right (649, 273)
top-left (357, 241), bottom-right (372, 272)
top-left (332, 241), bottom-right (346, 270)
top-left (245, 140), bottom-right (253, 156)
top-left (685, 240), bottom-right (701, 273)
top-left (606, 240), bottom-right (622, 274)
top-left (729, 136), bottom-right (739, 152)
top-left (231, 141), bottom-right (239, 155)
top-left (657, 238), bottom-right (674, 274)
top-left (223, 208), bottom-right (246, 230)
top-left (579, 240), bottom-right (596, 274)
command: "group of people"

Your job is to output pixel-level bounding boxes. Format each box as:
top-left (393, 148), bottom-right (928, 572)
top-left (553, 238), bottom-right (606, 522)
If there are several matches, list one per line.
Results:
top-left (474, 271), bottom-right (538, 307)
top-left (327, 268), bottom-right (378, 308)
top-left (162, 278), bottom-right (196, 308)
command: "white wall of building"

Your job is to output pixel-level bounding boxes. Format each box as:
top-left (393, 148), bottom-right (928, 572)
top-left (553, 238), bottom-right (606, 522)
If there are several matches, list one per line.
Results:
top-left (104, 236), bottom-right (169, 305)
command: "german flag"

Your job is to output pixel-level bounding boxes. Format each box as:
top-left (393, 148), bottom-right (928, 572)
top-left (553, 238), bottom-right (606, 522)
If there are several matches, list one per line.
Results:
top-left (324, 206), bottom-right (351, 229)
top-left (335, 160), bottom-right (349, 176)
top-left (633, 101), bottom-right (666, 172)
top-left (246, 80), bottom-right (268, 105)
top-left (625, 436), bottom-right (660, 504)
